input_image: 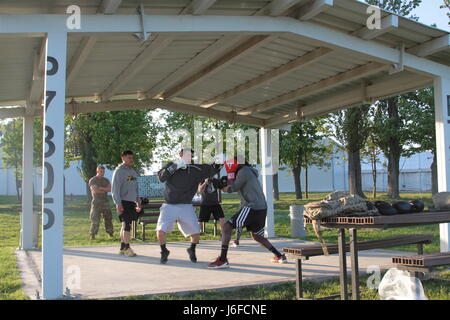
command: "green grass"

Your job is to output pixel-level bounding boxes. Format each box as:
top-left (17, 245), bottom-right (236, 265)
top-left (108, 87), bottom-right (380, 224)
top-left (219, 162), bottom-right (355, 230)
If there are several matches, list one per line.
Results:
top-left (122, 270), bottom-right (450, 300)
top-left (0, 192), bottom-right (449, 300)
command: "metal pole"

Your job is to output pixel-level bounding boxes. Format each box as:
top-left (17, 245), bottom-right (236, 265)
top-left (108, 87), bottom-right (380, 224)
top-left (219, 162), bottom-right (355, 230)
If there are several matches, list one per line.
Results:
top-left (295, 259), bottom-right (303, 299)
top-left (338, 228), bottom-right (348, 300)
top-left (434, 76), bottom-right (450, 252)
top-left (21, 115), bottom-right (35, 249)
top-left (259, 128), bottom-right (278, 238)
top-left (349, 228), bottom-right (360, 300)
top-left (41, 31), bottom-right (67, 299)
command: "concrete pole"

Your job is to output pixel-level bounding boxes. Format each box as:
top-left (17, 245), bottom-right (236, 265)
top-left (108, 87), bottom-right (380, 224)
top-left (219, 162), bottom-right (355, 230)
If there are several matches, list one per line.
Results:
top-left (20, 114), bottom-right (35, 250)
top-left (260, 128), bottom-right (279, 238)
top-left (41, 32), bottom-right (67, 299)
top-left (434, 75), bottom-right (450, 252)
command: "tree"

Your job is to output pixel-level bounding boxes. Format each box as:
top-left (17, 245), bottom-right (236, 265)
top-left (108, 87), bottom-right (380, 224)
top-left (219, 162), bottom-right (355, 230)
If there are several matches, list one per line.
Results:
top-left (400, 88), bottom-right (437, 193)
top-left (441, 0), bottom-right (449, 24)
top-left (65, 110), bottom-right (158, 201)
top-left (326, 106), bottom-right (371, 198)
top-left (361, 113), bottom-right (384, 198)
top-left (280, 118), bottom-right (331, 199)
top-left (363, 0), bottom-right (422, 198)
top-left (0, 118), bottom-right (43, 202)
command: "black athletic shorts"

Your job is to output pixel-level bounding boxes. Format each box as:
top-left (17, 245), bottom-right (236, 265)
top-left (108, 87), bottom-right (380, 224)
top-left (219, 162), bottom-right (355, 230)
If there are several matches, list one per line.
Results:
top-left (227, 206), bottom-right (266, 236)
top-left (118, 200), bottom-right (139, 224)
top-left (198, 205), bottom-right (225, 222)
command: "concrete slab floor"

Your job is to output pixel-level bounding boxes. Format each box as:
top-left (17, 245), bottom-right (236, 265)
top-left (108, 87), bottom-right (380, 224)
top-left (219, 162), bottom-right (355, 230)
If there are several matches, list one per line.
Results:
top-left (16, 238), bottom-right (409, 299)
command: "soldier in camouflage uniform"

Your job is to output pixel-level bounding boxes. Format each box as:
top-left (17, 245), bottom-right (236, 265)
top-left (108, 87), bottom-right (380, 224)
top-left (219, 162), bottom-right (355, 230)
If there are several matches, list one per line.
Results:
top-left (89, 165), bottom-right (114, 240)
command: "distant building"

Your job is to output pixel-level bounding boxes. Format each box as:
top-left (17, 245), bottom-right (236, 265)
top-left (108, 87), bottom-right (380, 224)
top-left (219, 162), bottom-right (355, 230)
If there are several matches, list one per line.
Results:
top-left (0, 148), bottom-right (433, 196)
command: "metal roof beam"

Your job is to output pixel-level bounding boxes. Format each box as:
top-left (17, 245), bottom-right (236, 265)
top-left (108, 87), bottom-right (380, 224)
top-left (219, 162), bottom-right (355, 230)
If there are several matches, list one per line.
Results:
top-left (161, 35), bottom-right (275, 99)
top-left (27, 37), bottom-right (46, 114)
top-left (201, 46), bottom-right (333, 108)
top-left (98, 0), bottom-right (122, 14)
top-left (0, 14), bottom-right (448, 77)
top-left (67, 0), bottom-right (121, 88)
top-left (264, 72), bottom-right (432, 127)
top-left (0, 107), bottom-right (25, 119)
top-left (145, 34), bottom-right (245, 99)
top-left (269, 0), bottom-right (303, 16)
top-left (407, 35), bottom-right (450, 57)
top-left (190, 0), bottom-right (217, 14)
top-left (298, 0), bottom-right (333, 21)
top-left (354, 14), bottom-right (399, 40)
top-left (101, 35), bottom-right (174, 101)
top-left (67, 99), bottom-right (265, 127)
top-left (66, 36), bottom-right (97, 88)
top-left (240, 61), bottom-right (388, 115)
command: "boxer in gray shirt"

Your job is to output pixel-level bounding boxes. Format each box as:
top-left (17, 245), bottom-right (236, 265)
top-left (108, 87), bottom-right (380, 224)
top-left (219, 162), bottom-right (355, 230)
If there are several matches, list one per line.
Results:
top-left (111, 150), bottom-right (142, 257)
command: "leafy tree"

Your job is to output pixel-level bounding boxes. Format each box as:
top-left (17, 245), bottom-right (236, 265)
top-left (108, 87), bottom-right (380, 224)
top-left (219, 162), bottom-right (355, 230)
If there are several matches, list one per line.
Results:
top-left (280, 118), bottom-right (332, 199)
top-left (65, 110), bottom-right (158, 200)
top-left (441, 0), bottom-right (449, 24)
top-left (400, 88), bottom-right (437, 194)
top-left (0, 118), bottom-right (43, 201)
top-left (364, 0), bottom-right (422, 198)
top-left (326, 106), bottom-right (371, 198)
top-left (361, 111), bottom-right (384, 198)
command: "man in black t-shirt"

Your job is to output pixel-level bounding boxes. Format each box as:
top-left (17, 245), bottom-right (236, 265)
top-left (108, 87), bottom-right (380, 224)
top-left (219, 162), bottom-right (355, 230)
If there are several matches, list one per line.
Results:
top-left (198, 172), bottom-right (225, 231)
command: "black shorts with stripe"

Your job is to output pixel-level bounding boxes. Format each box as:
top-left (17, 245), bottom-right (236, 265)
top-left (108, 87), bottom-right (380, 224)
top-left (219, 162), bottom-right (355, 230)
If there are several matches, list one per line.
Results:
top-left (198, 205), bottom-right (225, 222)
top-left (227, 206), bottom-right (267, 236)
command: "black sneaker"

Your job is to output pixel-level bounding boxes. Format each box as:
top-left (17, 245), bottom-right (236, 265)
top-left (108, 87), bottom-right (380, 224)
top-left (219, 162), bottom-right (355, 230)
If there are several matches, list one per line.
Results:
top-left (160, 250), bottom-right (170, 264)
top-left (187, 247), bottom-right (197, 263)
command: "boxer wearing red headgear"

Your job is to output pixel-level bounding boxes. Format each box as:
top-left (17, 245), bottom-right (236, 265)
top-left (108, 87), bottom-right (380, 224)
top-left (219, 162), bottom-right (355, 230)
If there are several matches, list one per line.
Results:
top-left (208, 157), bottom-right (287, 269)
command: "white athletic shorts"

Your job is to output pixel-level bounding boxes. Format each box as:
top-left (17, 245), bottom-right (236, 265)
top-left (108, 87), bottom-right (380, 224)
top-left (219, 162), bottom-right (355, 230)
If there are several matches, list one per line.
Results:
top-left (156, 203), bottom-right (200, 237)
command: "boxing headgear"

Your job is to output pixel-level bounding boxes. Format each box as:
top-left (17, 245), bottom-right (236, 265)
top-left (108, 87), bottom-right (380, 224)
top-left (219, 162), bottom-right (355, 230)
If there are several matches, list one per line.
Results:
top-left (225, 158), bottom-right (240, 181)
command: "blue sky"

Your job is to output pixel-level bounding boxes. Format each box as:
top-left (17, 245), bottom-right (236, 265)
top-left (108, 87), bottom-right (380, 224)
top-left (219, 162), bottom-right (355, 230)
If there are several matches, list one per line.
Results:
top-left (412, 0), bottom-right (449, 31)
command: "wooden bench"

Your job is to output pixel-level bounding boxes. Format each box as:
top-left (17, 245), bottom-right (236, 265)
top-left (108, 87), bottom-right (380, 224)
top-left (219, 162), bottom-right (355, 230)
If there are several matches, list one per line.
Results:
top-left (392, 251), bottom-right (450, 274)
top-left (283, 234), bottom-right (433, 300)
top-left (131, 203), bottom-right (162, 241)
top-left (132, 202), bottom-right (205, 241)
top-left (200, 219), bottom-right (219, 236)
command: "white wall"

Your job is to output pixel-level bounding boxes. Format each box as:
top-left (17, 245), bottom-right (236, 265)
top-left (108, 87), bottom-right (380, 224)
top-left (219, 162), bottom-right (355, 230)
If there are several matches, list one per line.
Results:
top-left (0, 152), bottom-right (434, 196)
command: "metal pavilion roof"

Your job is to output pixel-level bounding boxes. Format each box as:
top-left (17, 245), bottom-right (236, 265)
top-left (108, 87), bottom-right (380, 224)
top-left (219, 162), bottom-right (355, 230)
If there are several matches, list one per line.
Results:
top-left (0, 0), bottom-right (449, 127)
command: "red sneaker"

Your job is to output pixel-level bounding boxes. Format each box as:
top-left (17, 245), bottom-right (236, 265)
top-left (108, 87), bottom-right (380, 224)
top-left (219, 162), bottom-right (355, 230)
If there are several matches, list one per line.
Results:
top-left (231, 240), bottom-right (239, 248)
top-left (208, 257), bottom-right (230, 269)
top-left (271, 254), bottom-right (287, 264)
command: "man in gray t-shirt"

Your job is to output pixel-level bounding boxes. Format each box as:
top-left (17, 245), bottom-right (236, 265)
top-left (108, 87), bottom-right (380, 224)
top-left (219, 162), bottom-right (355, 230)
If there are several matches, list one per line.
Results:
top-left (111, 150), bottom-right (142, 257)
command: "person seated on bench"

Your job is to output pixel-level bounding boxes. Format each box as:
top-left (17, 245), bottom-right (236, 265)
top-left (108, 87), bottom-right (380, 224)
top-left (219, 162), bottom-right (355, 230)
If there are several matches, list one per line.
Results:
top-left (198, 173), bottom-right (226, 234)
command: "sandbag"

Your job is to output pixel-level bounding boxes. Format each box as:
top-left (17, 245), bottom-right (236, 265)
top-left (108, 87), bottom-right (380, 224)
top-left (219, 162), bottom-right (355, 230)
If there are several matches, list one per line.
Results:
top-left (374, 201), bottom-right (398, 216)
top-left (392, 201), bottom-right (415, 214)
top-left (408, 200), bottom-right (425, 213)
top-left (304, 191), bottom-right (377, 220)
top-left (303, 191), bottom-right (379, 256)
top-left (432, 192), bottom-right (450, 211)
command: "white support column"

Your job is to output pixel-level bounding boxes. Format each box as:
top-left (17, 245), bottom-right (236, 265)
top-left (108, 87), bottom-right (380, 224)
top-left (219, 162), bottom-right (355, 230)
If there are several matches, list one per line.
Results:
top-left (20, 115), bottom-right (34, 250)
top-left (259, 128), bottom-right (279, 238)
top-left (41, 32), bottom-right (67, 299)
top-left (434, 76), bottom-right (450, 252)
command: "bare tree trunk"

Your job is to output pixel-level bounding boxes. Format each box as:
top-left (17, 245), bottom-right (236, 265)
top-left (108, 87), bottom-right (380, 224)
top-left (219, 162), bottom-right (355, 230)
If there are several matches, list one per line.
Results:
top-left (86, 181), bottom-right (92, 203)
top-left (305, 165), bottom-right (309, 199)
top-left (372, 153), bottom-right (377, 198)
top-left (273, 173), bottom-right (279, 201)
top-left (293, 166), bottom-right (302, 200)
top-left (348, 150), bottom-right (365, 197)
top-left (387, 98), bottom-right (401, 199)
top-left (431, 152), bottom-right (438, 195)
top-left (387, 153), bottom-right (400, 198)
top-left (15, 170), bottom-right (21, 202)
